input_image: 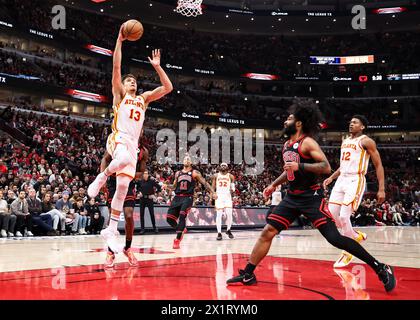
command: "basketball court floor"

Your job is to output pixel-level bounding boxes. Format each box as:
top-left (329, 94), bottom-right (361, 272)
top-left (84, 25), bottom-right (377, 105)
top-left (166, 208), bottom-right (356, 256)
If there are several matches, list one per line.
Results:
top-left (0, 226), bottom-right (419, 300)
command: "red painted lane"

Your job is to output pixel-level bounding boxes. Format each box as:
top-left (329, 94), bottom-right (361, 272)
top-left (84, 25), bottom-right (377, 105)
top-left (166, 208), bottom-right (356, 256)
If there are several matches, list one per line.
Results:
top-left (0, 254), bottom-right (418, 300)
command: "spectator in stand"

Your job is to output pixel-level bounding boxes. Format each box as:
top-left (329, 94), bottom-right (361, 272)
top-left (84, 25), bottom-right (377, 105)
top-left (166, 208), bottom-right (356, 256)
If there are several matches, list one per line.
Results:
top-left (10, 190), bottom-right (29, 237)
top-left (41, 192), bottom-right (66, 234)
top-left (85, 197), bottom-right (104, 234)
top-left (0, 189), bottom-right (16, 237)
top-left (55, 190), bottom-right (77, 235)
top-left (6, 189), bottom-right (17, 205)
top-left (73, 197), bottom-right (87, 235)
top-left (26, 188), bottom-right (56, 236)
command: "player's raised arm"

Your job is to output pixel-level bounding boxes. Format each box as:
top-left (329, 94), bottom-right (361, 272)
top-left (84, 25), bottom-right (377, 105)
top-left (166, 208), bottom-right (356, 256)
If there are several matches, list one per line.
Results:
top-left (142, 49), bottom-right (173, 104)
top-left (211, 174), bottom-right (217, 192)
top-left (283, 137), bottom-right (331, 175)
top-left (112, 25), bottom-right (126, 102)
top-left (193, 170), bottom-right (217, 199)
top-left (362, 137), bottom-right (385, 204)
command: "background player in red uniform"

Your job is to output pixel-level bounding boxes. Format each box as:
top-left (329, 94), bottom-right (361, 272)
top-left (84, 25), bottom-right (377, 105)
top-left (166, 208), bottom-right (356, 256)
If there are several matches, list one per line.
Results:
top-left (165, 154), bottom-right (217, 249)
top-left (227, 100), bottom-right (396, 292)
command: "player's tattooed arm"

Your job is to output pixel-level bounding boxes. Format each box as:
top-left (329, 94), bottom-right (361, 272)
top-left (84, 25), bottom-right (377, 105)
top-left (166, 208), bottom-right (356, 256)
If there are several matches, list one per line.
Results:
top-left (362, 137), bottom-right (385, 203)
top-left (263, 171), bottom-right (287, 199)
top-left (194, 171), bottom-right (217, 199)
top-left (164, 172), bottom-right (179, 191)
top-left (211, 174), bottom-right (216, 191)
top-left (284, 137), bottom-right (331, 175)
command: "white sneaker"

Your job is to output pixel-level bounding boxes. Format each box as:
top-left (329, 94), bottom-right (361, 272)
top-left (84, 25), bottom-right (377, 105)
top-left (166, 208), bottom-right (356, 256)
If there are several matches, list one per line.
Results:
top-left (7, 232), bottom-right (14, 237)
top-left (82, 228), bottom-right (87, 235)
top-left (1, 230), bottom-right (7, 238)
top-left (87, 172), bottom-right (108, 198)
top-left (101, 227), bottom-right (120, 253)
top-left (27, 231), bottom-right (34, 237)
top-left (16, 231), bottom-right (23, 237)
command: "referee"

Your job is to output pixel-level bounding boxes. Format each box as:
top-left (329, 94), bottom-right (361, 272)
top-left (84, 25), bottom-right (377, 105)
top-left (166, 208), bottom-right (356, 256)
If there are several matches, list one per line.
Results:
top-left (136, 170), bottom-right (161, 234)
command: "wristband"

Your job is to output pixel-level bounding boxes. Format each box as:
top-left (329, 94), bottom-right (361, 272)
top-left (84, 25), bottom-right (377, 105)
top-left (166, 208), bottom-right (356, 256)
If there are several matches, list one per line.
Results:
top-left (299, 163), bottom-right (305, 171)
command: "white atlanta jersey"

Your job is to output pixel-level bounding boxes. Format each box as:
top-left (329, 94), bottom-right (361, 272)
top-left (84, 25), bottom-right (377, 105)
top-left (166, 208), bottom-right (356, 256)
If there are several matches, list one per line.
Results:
top-left (216, 172), bottom-right (232, 197)
top-left (339, 134), bottom-right (370, 176)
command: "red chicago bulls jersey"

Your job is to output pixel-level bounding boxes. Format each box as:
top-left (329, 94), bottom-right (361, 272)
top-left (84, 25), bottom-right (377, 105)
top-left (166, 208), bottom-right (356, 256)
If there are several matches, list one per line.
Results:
top-left (282, 136), bottom-right (320, 195)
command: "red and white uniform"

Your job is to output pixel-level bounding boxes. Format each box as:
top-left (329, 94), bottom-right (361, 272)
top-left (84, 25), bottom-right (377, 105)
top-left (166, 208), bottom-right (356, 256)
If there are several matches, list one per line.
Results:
top-left (106, 93), bottom-right (147, 179)
top-left (215, 172), bottom-right (233, 210)
top-left (329, 135), bottom-right (370, 211)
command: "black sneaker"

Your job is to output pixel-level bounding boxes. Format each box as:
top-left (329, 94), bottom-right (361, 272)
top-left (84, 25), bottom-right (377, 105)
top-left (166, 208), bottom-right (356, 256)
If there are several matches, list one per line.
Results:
top-left (226, 230), bottom-right (234, 239)
top-left (226, 269), bottom-right (257, 286)
top-left (217, 233), bottom-right (222, 241)
top-left (139, 229), bottom-right (146, 235)
top-left (154, 228), bottom-right (159, 234)
top-left (377, 264), bottom-right (396, 292)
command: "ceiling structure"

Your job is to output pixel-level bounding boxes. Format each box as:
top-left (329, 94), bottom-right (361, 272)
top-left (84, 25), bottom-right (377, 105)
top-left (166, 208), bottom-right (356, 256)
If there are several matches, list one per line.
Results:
top-left (61, 0), bottom-right (420, 35)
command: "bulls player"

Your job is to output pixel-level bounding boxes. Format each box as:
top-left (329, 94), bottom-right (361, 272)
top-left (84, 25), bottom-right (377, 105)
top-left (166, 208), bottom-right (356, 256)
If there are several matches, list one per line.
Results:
top-left (227, 100), bottom-right (396, 292)
top-left (101, 146), bottom-right (149, 268)
top-left (87, 24), bottom-right (173, 252)
top-left (166, 154), bottom-right (217, 249)
top-left (211, 163), bottom-right (235, 240)
top-left (323, 115), bottom-right (385, 268)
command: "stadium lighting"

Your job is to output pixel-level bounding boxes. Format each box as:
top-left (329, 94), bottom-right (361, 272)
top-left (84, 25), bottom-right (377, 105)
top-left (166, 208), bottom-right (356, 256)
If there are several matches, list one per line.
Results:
top-left (394, 99), bottom-right (398, 102)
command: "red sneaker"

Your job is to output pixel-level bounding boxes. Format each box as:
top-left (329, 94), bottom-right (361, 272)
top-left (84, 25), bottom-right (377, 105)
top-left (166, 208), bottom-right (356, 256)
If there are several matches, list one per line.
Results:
top-left (173, 239), bottom-right (180, 249)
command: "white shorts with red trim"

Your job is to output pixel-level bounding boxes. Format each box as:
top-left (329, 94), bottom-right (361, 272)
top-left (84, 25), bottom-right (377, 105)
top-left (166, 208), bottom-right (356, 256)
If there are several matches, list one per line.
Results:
top-left (215, 195), bottom-right (233, 210)
top-left (106, 133), bottom-right (138, 179)
top-left (329, 174), bottom-right (366, 211)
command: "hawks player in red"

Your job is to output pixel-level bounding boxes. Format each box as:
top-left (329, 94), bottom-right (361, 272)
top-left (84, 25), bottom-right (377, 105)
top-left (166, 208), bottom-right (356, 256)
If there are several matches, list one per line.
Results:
top-left (227, 100), bottom-right (396, 293)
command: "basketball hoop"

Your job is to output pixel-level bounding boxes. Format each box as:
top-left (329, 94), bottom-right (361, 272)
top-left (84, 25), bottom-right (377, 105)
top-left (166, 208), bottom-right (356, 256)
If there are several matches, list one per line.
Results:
top-left (175, 0), bottom-right (203, 17)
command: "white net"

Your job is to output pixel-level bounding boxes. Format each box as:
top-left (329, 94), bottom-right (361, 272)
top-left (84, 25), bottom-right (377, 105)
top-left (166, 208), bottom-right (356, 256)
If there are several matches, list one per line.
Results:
top-left (175, 0), bottom-right (203, 17)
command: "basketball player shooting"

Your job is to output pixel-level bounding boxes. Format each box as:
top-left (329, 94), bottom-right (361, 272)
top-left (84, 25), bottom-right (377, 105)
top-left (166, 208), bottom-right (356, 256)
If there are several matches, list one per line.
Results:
top-left (323, 115), bottom-right (385, 268)
top-left (226, 100), bottom-right (396, 292)
top-left (211, 163), bottom-right (235, 240)
top-left (87, 23), bottom-right (173, 253)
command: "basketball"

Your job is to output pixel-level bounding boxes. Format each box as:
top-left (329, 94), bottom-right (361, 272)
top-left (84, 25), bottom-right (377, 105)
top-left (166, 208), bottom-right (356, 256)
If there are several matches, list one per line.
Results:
top-left (122, 19), bottom-right (143, 41)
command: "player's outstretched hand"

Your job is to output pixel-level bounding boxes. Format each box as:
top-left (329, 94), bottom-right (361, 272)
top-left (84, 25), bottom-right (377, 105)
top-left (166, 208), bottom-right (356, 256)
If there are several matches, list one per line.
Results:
top-left (118, 24), bottom-right (126, 42)
top-left (263, 185), bottom-right (275, 199)
top-left (322, 177), bottom-right (333, 190)
top-left (212, 193), bottom-right (218, 200)
top-left (148, 49), bottom-right (161, 67)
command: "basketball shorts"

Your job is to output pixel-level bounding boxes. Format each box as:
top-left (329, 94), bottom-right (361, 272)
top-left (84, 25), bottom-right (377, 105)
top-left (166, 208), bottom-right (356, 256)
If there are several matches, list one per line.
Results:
top-left (215, 195), bottom-right (232, 210)
top-left (267, 191), bottom-right (335, 232)
top-left (167, 196), bottom-right (193, 221)
top-left (106, 132), bottom-right (139, 179)
top-left (329, 174), bottom-right (366, 211)
top-left (106, 180), bottom-right (136, 208)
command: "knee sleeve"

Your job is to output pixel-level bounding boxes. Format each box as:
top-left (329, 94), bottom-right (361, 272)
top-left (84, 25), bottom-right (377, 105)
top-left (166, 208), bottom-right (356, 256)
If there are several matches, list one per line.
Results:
top-left (216, 210), bottom-right (223, 233)
top-left (226, 208), bottom-right (233, 230)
